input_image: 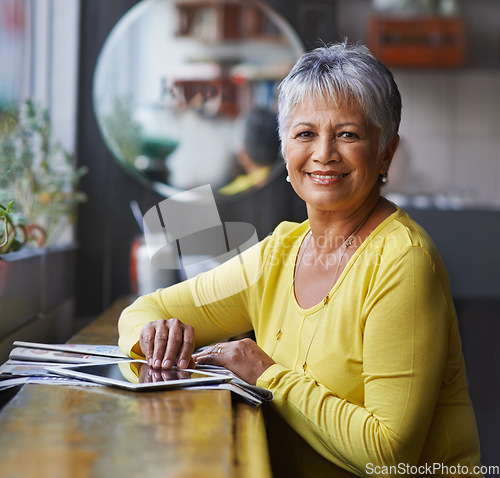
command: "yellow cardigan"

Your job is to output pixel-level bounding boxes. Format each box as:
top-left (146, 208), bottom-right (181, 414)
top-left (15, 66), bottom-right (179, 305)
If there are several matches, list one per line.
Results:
top-left (118, 208), bottom-right (482, 477)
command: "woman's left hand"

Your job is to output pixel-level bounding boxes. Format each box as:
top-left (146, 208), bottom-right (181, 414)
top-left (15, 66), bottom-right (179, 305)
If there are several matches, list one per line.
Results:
top-left (193, 338), bottom-right (275, 385)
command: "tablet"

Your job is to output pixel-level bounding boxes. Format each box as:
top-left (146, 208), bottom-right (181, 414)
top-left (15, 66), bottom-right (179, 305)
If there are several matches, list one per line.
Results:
top-left (47, 360), bottom-right (230, 391)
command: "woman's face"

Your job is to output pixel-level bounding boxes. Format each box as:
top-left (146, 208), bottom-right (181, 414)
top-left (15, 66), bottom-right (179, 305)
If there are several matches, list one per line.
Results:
top-left (283, 96), bottom-right (396, 215)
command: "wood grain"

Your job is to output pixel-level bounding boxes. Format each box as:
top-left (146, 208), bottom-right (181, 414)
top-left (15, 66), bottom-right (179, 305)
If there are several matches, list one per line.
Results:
top-left (0, 298), bottom-right (271, 477)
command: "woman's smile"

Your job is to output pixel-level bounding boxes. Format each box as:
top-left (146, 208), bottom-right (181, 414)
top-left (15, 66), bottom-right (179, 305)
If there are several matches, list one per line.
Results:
top-left (307, 171), bottom-right (350, 185)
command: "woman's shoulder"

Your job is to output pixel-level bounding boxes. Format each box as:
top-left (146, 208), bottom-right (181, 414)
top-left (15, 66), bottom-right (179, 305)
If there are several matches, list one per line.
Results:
top-left (254, 220), bottom-right (310, 268)
top-left (369, 204), bottom-right (444, 264)
top-left (265, 220), bottom-right (310, 249)
top-left (382, 206), bottom-right (434, 247)
top-left (271, 219), bottom-right (310, 238)
top-left (368, 205), bottom-right (454, 300)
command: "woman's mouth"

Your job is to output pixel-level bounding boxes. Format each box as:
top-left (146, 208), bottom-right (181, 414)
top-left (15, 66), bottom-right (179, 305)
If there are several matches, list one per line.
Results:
top-left (307, 172), bottom-right (349, 184)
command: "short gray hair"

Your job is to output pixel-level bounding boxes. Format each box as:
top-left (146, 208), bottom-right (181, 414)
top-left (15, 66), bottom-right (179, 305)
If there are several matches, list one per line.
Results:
top-left (278, 42), bottom-right (402, 154)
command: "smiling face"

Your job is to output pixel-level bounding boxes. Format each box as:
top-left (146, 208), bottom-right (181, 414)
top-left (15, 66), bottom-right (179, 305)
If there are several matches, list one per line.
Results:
top-left (283, 95), bottom-right (397, 215)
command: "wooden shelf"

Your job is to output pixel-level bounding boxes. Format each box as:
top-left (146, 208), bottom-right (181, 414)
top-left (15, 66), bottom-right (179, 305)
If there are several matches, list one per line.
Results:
top-left (175, 1), bottom-right (282, 43)
top-left (368, 15), bottom-right (466, 68)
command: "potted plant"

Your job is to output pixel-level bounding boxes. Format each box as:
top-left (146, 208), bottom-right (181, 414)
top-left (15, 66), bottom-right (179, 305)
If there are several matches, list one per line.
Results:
top-left (0, 100), bottom-right (87, 358)
top-left (0, 100), bottom-right (87, 248)
top-left (0, 200), bottom-right (20, 254)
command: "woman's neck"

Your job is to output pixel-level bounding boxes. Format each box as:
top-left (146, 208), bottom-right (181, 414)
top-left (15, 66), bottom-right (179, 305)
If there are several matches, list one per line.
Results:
top-left (306, 194), bottom-right (392, 256)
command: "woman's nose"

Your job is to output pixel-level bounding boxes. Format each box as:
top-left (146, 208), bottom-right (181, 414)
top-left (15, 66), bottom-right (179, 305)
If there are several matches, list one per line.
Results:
top-left (312, 137), bottom-right (340, 164)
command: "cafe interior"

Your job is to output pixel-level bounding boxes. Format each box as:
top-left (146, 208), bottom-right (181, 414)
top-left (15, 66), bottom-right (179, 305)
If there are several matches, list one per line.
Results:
top-left (0, 0), bottom-right (499, 475)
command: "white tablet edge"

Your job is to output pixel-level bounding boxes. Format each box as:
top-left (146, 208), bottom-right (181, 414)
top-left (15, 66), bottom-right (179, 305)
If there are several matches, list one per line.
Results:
top-left (46, 360), bottom-right (230, 391)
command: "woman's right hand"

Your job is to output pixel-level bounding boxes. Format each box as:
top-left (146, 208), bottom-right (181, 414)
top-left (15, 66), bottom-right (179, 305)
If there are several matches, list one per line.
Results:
top-left (139, 319), bottom-right (196, 370)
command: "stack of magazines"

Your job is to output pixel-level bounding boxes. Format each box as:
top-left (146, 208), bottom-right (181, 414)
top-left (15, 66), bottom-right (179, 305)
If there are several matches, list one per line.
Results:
top-left (0, 341), bottom-right (272, 406)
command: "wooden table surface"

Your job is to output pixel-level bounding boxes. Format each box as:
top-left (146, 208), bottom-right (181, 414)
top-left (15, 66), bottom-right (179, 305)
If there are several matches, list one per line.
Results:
top-left (0, 298), bottom-right (272, 478)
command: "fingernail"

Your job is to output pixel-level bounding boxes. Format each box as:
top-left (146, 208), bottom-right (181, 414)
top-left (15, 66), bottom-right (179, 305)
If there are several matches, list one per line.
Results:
top-left (154, 359), bottom-right (161, 368)
top-left (162, 359), bottom-right (172, 369)
top-left (178, 360), bottom-right (188, 369)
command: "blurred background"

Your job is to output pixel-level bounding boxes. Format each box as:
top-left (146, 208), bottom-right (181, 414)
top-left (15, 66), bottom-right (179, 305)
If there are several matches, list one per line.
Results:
top-left (0, 0), bottom-right (499, 469)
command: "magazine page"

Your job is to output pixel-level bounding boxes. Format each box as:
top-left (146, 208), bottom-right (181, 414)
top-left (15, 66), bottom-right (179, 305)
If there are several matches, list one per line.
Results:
top-left (12, 341), bottom-right (127, 359)
top-left (196, 383), bottom-right (263, 406)
top-left (0, 360), bottom-right (64, 377)
top-left (0, 375), bottom-right (103, 391)
top-left (196, 364), bottom-right (273, 402)
top-left (9, 347), bottom-right (123, 364)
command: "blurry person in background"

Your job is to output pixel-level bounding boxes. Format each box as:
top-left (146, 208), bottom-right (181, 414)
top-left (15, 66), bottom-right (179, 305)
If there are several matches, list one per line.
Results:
top-left (219, 106), bottom-right (281, 195)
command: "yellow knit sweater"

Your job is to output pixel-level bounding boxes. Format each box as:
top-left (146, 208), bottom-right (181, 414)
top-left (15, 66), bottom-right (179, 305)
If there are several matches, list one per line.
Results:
top-left (118, 208), bottom-right (482, 477)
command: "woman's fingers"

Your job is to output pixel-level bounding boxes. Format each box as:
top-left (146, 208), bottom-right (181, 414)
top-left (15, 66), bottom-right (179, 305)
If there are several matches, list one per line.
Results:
top-left (139, 319), bottom-right (196, 369)
top-left (139, 320), bottom-right (162, 366)
top-left (153, 321), bottom-right (169, 368)
top-left (194, 339), bottom-right (275, 385)
top-left (177, 323), bottom-right (196, 369)
top-left (161, 319), bottom-right (195, 369)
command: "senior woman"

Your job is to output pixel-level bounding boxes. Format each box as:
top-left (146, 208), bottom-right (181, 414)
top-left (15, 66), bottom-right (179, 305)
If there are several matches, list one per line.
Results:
top-left (118, 43), bottom-right (482, 477)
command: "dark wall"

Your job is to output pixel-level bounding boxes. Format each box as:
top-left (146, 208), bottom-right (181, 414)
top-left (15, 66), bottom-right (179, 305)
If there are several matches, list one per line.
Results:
top-left (76, 0), bottom-right (161, 317)
top-left (266, 0), bottom-right (340, 49)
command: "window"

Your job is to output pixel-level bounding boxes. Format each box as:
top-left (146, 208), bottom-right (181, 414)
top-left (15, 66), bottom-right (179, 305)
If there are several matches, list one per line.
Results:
top-left (0, 0), bottom-right (28, 107)
top-left (0, 0), bottom-right (80, 151)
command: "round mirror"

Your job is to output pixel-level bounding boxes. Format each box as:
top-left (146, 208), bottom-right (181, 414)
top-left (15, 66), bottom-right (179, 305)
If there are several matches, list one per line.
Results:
top-left (93, 0), bottom-right (303, 198)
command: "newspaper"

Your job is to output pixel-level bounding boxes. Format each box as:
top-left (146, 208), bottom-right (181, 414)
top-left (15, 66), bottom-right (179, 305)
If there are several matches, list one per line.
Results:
top-left (0, 341), bottom-right (272, 405)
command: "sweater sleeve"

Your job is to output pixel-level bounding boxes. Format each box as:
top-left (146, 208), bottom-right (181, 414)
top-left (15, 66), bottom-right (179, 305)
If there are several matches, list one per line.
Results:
top-left (118, 236), bottom-right (271, 358)
top-left (256, 245), bottom-right (451, 476)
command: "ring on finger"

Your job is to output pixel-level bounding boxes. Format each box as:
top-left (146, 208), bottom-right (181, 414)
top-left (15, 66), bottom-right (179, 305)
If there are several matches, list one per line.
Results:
top-left (217, 347), bottom-right (222, 354)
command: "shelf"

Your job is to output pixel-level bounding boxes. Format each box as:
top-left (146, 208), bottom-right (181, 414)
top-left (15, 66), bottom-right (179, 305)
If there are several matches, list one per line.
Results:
top-left (175, 1), bottom-right (283, 43)
top-left (368, 15), bottom-right (466, 68)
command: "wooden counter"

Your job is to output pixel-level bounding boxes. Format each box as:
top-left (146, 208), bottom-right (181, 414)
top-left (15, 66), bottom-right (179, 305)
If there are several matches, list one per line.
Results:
top-left (0, 298), bottom-right (272, 478)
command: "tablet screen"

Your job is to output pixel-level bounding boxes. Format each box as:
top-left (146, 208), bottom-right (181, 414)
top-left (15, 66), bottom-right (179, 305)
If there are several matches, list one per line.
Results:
top-left (49, 360), bottom-right (229, 391)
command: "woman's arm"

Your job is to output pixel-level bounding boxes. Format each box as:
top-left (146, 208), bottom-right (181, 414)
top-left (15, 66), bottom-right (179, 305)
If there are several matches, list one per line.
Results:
top-left (118, 236), bottom-right (271, 367)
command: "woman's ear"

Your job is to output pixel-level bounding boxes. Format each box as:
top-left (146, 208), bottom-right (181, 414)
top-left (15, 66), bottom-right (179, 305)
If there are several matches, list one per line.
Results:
top-left (380, 134), bottom-right (400, 174)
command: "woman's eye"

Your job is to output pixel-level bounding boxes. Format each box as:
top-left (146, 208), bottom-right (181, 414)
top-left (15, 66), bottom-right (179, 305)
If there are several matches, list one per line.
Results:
top-left (339, 131), bottom-right (359, 140)
top-left (295, 131), bottom-right (314, 139)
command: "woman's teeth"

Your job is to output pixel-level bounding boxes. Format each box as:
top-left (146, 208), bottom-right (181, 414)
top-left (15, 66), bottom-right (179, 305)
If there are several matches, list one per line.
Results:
top-left (309, 173), bottom-right (348, 179)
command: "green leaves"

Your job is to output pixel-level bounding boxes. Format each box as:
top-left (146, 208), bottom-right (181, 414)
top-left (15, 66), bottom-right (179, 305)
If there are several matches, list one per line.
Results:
top-left (0, 100), bottom-right (87, 246)
top-left (0, 200), bottom-right (17, 252)
top-left (0, 200), bottom-right (14, 216)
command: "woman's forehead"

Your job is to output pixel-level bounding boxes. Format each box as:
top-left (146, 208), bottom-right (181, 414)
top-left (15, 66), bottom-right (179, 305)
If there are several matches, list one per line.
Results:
top-left (291, 93), bottom-right (365, 119)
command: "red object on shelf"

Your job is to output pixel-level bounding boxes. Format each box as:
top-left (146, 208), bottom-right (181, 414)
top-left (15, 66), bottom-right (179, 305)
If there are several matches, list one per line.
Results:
top-left (368, 15), bottom-right (466, 68)
top-left (174, 78), bottom-right (240, 117)
top-left (175, 1), bottom-right (269, 41)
